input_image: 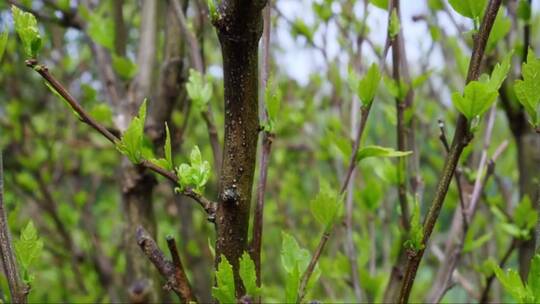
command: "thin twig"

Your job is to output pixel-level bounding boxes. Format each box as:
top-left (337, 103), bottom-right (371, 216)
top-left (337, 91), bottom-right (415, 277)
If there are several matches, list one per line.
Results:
top-left (251, 3), bottom-right (273, 293)
top-left (25, 60), bottom-right (217, 219)
top-left (0, 151), bottom-right (28, 304)
top-left (397, 0), bottom-right (503, 302)
top-left (136, 227), bottom-right (197, 303)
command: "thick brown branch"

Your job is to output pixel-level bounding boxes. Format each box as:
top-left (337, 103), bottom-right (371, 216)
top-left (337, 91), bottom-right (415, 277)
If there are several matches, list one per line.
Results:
top-left (136, 227), bottom-right (197, 303)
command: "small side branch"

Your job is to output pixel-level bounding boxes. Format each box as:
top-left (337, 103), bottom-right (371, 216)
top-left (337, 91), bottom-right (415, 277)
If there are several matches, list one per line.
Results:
top-left (25, 60), bottom-right (217, 220)
top-left (136, 226), bottom-right (197, 303)
top-left (0, 152), bottom-right (28, 303)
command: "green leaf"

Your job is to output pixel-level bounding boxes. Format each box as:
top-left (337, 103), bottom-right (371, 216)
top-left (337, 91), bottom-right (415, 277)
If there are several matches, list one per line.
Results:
top-left (517, 0), bottom-right (532, 22)
top-left (452, 81), bottom-right (499, 120)
top-left (11, 5), bottom-right (42, 58)
top-left (87, 11), bottom-right (115, 50)
top-left (404, 197), bottom-right (424, 251)
top-left (206, 0), bottom-right (219, 22)
top-left (175, 146), bottom-right (211, 193)
top-left (529, 255), bottom-right (540, 301)
top-left (389, 9), bottom-right (400, 38)
top-left (90, 103), bottom-right (113, 125)
top-left (281, 232), bottom-right (311, 302)
top-left (15, 221), bottom-right (43, 283)
top-left (485, 52), bottom-right (512, 91)
top-left (310, 180), bottom-right (343, 231)
top-left (0, 30), bottom-right (8, 61)
top-left (514, 196), bottom-right (538, 231)
top-left (186, 69), bottom-right (213, 113)
top-left (490, 260), bottom-right (532, 302)
top-left (112, 54), bottom-right (138, 80)
top-left (428, 0), bottom-right (444, 11)
top-left (514, 50), bottom-right (540, 127)
top-left (487, 11), bottom-right (511, 51)
top-left (212, 255), bottom-right (236, 304)
top-left (358, 63), bottom-right (381, 106)
top-left (357, 145), bottom-right (412, 163)
top-left (370, 0), bottom-right (388, 10)
top-left (116, 99), bottom-right (147, 164)
top-left (448, 0), bottom-right (487, 20)
top-left (164, 123), bottom-right (173, 170)
top-left (463, 232), bottom-right (492, 253)
top-left (239, 252), bottom-right (261, 297)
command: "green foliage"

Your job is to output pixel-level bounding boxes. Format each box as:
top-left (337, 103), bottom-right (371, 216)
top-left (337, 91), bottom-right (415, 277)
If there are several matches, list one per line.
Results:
top-left (15, 221), bottom-right (43, 284)
top-left (0, 30), bottom-right (8, 61)
top-left (310, 180), bottom-right (343, 232)
top-left (357, 63), bottom-right (381, 107)
top-left (487, 11), bottom-right (511, 51)
top-left (486, 52), bottom-right (512, 91)
top-left (384, 76), bottom-right (409, 100)
top-left (86, 11), bottom-right (115, 50)
top-left (111, 54), bottom-right (138, 80)
top-left (11, 5), bottom-right (42, 58)
top-left (175, 146), bottom-right (210, 194)
top-left (150, 123), bottom-right (173, 171)
top-left (239, 252), bottom-right (261, 297)
top-left (264, 81), bottom-right (283, 132)
top-left (356, 145), bottom-right (412, 163)
top-left (186, 69), bottom-right (213, 113)
top-left (513, 196), bottom-right (538, 234)
top-left (517, 0), bottom-right (531, 22)
top-left (514, 50), bottom-right (540, 128)
top-left (370, 0), bottom-right (388, 10)
top-left (452, 81), bottom-right (498, 121)
top-left (291, 19), bottom-right (314, 43)
top-left (116, 99), bottom-right (147, 164)
top-left (281, 232), bottom-right (311, 302)
top-left (212, 255), bottom-right (236, 303)
top-left (428, 0), bottom-right (444, 11)
top-left (490, 254), bottom-right (540, 303)
top-left (404, 197), bottom-right (424, 251)
top-left (389, 9), bottom-right (400, 38)
top-left (207, 0), bottom-right (219, 22)
top-left (448, 0), bottom-right (487, 20)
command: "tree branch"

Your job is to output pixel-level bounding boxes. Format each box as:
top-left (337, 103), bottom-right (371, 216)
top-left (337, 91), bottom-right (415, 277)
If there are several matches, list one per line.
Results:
top-left (136, 226), bottom-right (197, 303)
top-left (397, 0), bottom-right (503, 302)
top-left (24, 60), bottom-right (217, 220)
top-left (0, 151), bottom-right (28, 304)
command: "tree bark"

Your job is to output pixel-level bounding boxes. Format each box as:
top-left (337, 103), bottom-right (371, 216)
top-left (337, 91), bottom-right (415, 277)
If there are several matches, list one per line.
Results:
top-left (212, 0), bottom-right (266, 296)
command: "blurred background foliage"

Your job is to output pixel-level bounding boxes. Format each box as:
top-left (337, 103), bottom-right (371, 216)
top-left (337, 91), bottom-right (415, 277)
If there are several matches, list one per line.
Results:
top-left (0, 0), bottom-right (539, 303)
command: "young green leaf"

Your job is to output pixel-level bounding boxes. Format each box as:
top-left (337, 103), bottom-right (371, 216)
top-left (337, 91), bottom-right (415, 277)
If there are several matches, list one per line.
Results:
top-left (310, 180), bottom-right (343, 231)
top-left (529, 255), bottom-right (540, 301)
top-left (357, 63), bottom-right (381, 106)
top-left (389, 9), bottom-right (400, 38)
top-left (486, 11), bottom-right (511, 51)
top-left (116, 99), bottom-right (147, 164)
top-left (0, 30), bottom-right (8, 61)
top-left (206, 0), bottom-right (219, 22)
top-left (356, 145), bottom-right (412, 163)
top-left (490, 260), bottom-right (534, 302)
top-left (514, 196), bottom-right (538, 232)
top-left (281, 232), bottom-right (311, 302)
top-left (112, 54), bottom-right (138, 80)
top-left (517, 0), bottom-right (532, 22)
top-left (175, 146), bottom-right (211, 193)
top-left (239, 252), bottom-right (261, 297)
top-left (11, 5), bottom-right (42, 58)
top-left (264, 81), bottom-right (283, 132)
top-left (370, 0), bottom-right (388, 10)
top-left (15, 221), bottom-right (43, 283)
top-left (87, 12), bottom-right (115, 50)
top-left (514, 50), bottom-right (540, 127)
top-left (451, 81), bottom-right (498, 120)
top-left (485, 52), bottom-right (512, 91)
top-left (149, 123), bottom-right (173, 170)
top-left (212, 255), bottom-right (236, 303)
top-left (403, 197), bottom-right (424, 252)
top-left (186, 69), bottom-right (213, 113)
top-left (448, 0), bottom-right (487, 20)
